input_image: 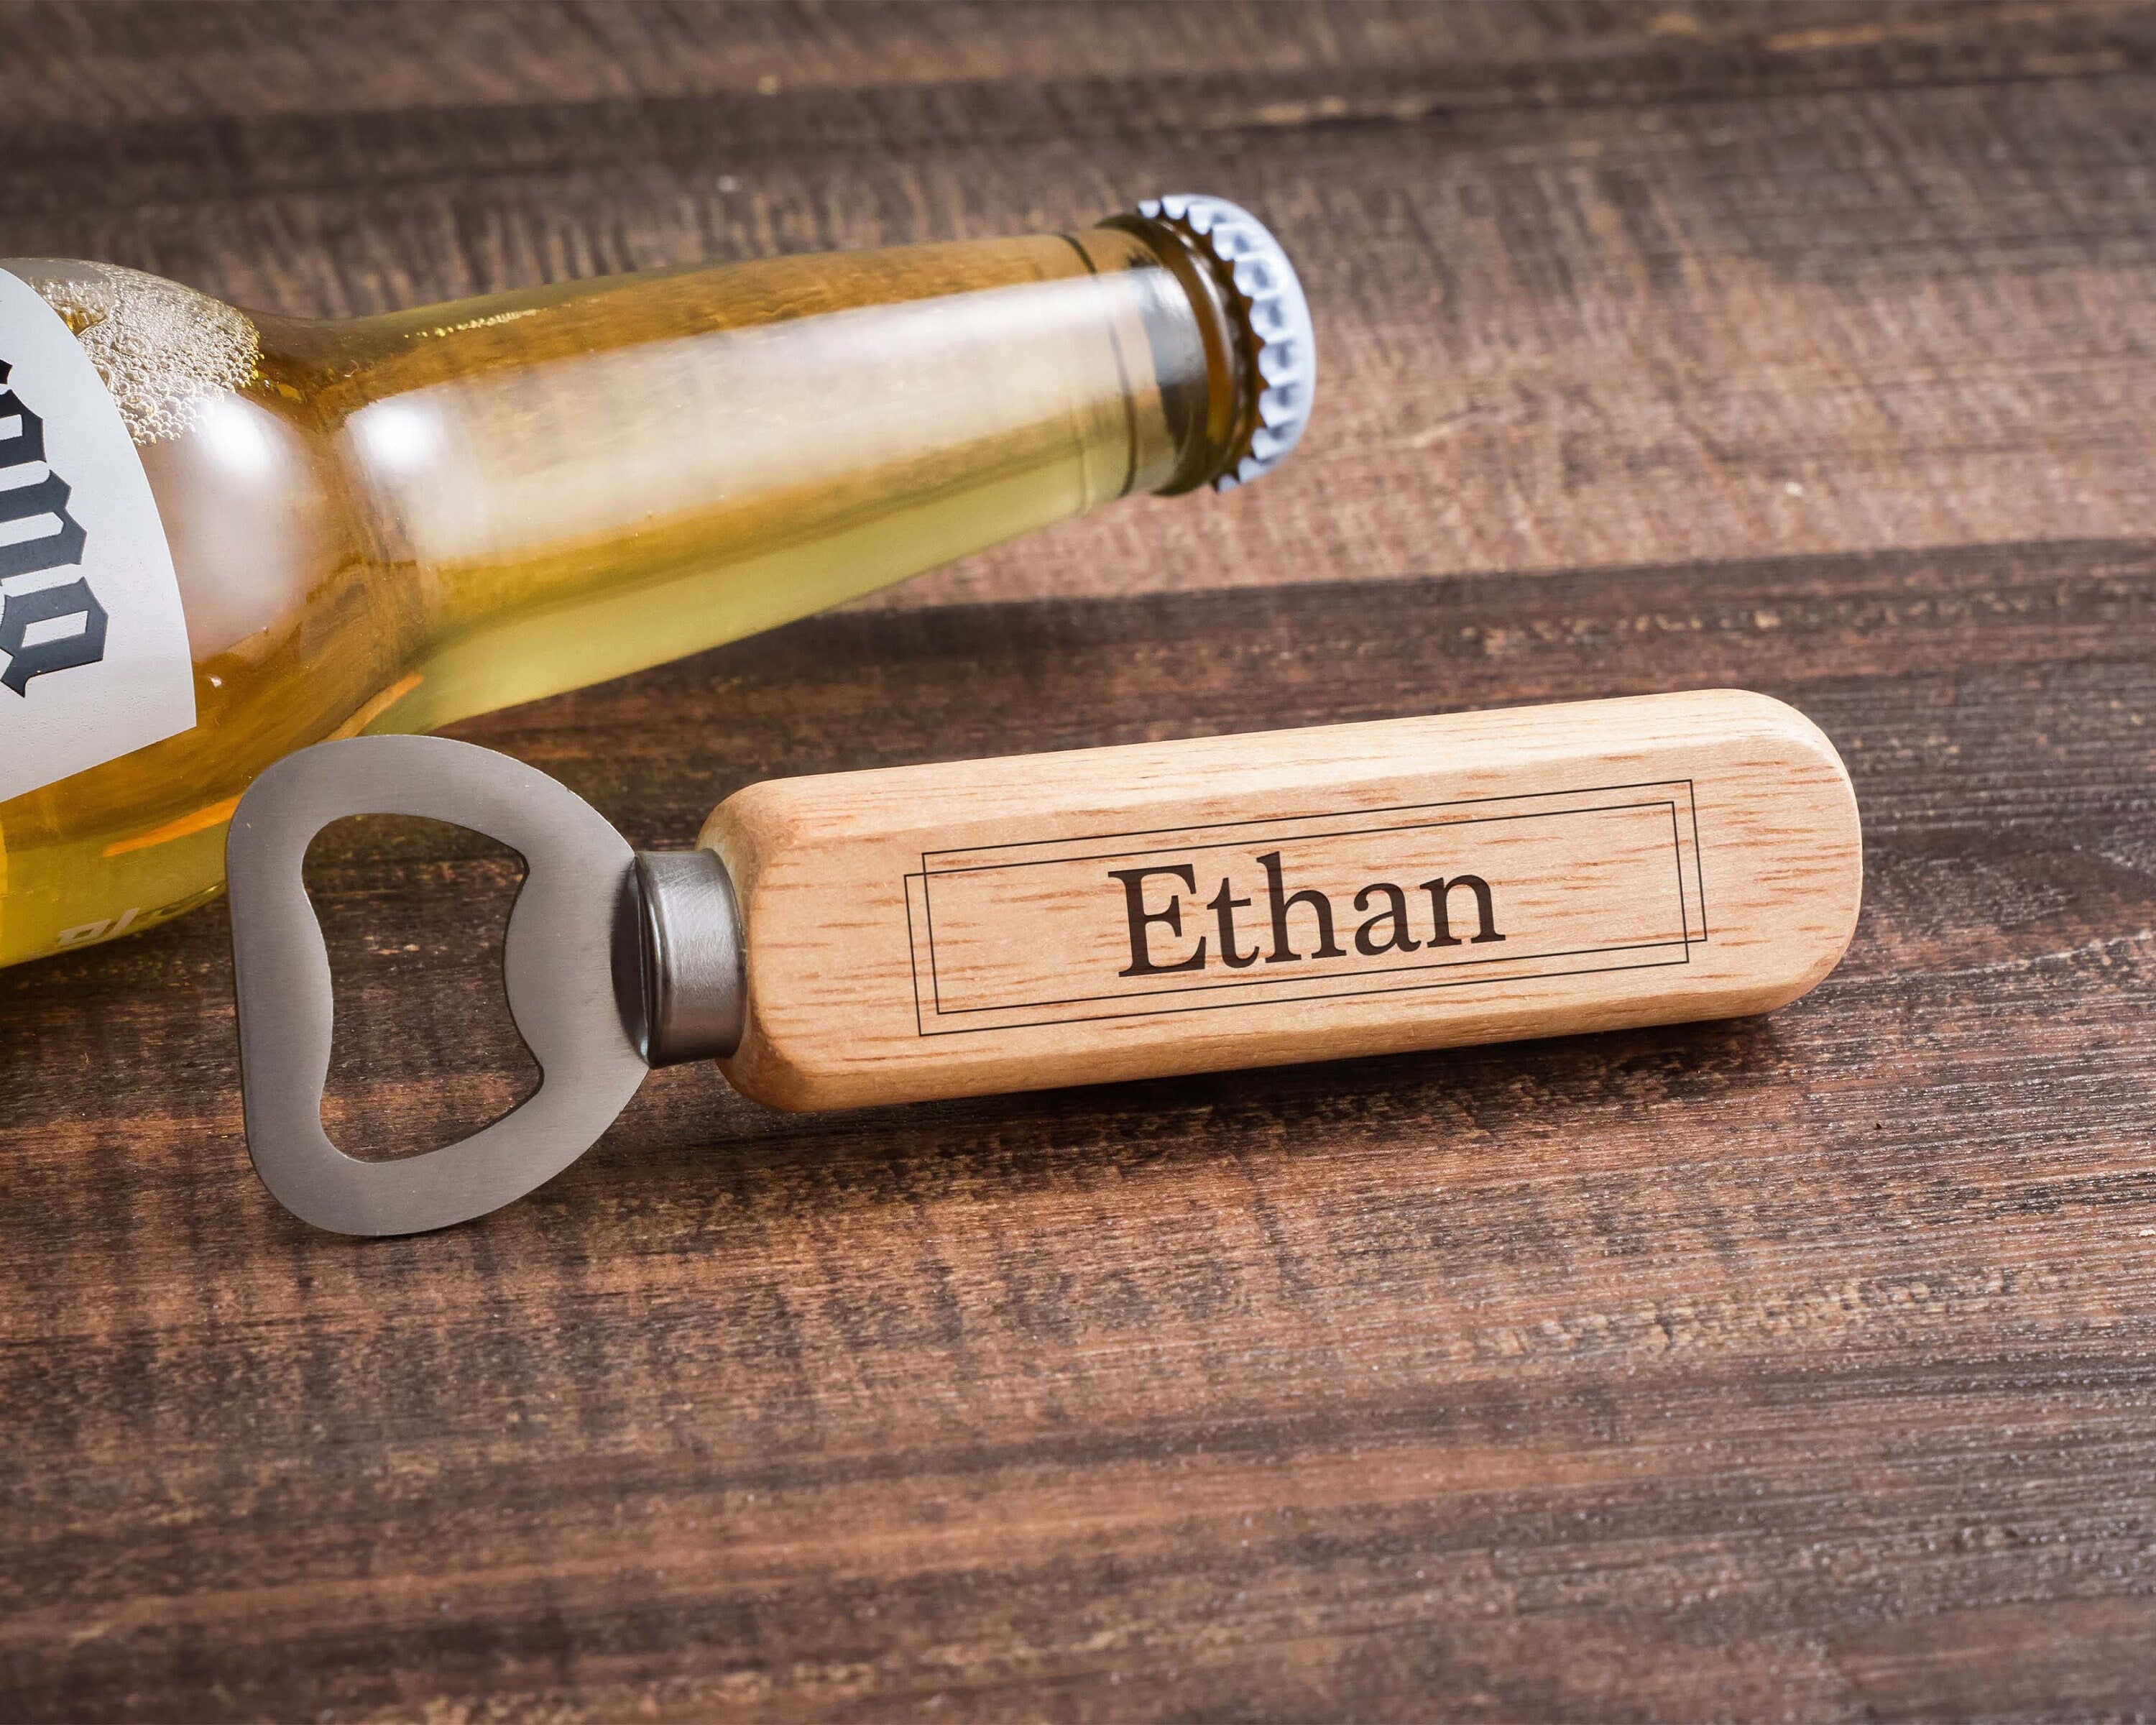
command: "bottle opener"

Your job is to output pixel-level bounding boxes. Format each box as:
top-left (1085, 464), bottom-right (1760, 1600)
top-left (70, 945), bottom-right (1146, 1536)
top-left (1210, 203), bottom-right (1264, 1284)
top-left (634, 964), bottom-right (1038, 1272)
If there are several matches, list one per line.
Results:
top-left (226, 690), bottom-right (1863, 1236)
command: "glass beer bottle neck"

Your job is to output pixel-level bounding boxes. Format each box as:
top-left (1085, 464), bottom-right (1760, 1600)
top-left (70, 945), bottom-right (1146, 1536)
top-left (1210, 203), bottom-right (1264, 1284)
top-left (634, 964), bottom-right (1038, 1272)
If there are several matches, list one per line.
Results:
top-left (279, 224), bottom-right (1240, 729)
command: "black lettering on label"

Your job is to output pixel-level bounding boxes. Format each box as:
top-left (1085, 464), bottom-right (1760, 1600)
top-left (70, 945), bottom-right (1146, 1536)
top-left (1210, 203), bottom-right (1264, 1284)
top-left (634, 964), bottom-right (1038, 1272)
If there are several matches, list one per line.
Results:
top-left (0, 358), bottom-right (106, 695)
top-left (0, 576), bottom-right (108, 695)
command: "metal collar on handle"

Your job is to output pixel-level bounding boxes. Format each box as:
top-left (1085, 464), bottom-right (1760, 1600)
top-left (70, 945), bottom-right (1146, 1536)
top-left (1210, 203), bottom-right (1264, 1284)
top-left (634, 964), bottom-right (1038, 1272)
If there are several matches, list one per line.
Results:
top-left (226, 735), bottom-right (728, 1236)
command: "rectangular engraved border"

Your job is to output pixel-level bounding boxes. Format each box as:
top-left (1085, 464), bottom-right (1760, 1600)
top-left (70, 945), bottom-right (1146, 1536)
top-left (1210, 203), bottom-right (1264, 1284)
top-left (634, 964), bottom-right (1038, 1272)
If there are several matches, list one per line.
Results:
top-left (903, 779), bottom-right (1706, 1037)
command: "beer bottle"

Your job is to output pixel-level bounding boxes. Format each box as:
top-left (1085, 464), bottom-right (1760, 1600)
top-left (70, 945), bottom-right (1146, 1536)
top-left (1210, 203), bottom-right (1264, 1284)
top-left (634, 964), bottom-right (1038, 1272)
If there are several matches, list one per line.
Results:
top-left (0, 196), bottom-right (1314, 967)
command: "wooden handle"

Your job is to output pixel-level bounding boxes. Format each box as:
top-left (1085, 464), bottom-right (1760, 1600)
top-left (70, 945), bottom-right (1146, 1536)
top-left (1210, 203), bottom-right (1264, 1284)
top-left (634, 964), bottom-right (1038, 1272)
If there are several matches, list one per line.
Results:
top-left (700, 690), bottom-right (1861, 1111)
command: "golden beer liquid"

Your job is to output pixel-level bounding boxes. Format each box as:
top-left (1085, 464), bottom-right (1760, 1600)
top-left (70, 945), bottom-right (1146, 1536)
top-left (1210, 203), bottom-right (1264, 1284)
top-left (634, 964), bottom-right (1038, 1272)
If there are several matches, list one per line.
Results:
top-left (0, 221), bottom-right (1250, 967)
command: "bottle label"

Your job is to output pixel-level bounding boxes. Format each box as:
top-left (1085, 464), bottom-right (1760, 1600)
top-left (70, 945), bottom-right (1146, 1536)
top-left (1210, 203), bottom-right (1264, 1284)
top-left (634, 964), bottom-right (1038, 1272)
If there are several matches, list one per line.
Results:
top-left (0, 268), bottom-right (194, 804)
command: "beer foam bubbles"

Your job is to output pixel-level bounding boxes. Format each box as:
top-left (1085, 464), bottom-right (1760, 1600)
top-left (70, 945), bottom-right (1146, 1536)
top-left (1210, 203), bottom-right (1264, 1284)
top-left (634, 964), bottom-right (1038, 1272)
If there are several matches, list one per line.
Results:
top-left (28, 262), bottom-right (259, 446)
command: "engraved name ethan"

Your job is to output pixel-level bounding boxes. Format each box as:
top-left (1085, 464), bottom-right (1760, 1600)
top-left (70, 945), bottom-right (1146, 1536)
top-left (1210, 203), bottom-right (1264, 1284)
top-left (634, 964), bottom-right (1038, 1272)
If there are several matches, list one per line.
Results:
top-left (1112, 851), bottom-right (1503, 977)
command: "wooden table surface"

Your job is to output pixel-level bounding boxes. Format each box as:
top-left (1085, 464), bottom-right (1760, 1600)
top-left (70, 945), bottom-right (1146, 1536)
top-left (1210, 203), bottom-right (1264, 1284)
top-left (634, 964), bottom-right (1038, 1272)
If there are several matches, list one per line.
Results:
top-left (5, 3), bottom-right (2155, 1719)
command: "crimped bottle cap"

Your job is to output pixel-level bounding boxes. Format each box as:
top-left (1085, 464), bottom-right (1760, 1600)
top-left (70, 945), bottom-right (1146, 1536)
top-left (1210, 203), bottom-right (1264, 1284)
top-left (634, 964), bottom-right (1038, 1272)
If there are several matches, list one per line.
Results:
top-left (1136, 195), bottom-right (1317, 491)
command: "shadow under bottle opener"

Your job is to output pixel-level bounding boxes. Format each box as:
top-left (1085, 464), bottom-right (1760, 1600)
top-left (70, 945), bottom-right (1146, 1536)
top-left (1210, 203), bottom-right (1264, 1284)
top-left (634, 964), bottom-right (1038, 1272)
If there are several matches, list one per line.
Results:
top-left (226, 690), bottom-right (1864, 1236)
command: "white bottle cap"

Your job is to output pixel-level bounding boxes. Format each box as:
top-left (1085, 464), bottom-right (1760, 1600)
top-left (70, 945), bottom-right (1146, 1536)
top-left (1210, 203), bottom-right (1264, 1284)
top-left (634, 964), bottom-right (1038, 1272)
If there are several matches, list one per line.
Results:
top-left (1135, 195), bottom-right (1317, 491)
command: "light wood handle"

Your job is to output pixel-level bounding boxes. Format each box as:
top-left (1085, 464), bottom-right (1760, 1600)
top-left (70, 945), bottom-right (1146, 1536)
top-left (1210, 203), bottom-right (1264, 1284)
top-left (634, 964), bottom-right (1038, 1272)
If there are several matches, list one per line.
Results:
top-left (701, 690), bottom-right (1861, 1111)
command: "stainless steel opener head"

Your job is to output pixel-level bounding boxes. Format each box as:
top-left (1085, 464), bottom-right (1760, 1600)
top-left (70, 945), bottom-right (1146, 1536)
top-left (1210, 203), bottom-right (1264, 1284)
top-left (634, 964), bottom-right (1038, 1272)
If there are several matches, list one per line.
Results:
top-left (226, 735), bottom-right (741, 1236)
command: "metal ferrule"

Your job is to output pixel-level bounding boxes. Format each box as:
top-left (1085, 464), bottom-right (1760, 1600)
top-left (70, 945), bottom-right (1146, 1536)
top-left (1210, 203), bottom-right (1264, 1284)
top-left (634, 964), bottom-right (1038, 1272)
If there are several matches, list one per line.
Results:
top-left (630, 850), bottom-right (747, 1067)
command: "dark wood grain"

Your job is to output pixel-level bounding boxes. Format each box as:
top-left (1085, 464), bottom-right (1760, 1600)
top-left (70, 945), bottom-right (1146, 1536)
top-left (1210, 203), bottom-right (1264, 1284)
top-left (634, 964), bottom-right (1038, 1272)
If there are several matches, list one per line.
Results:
top-left (4, 4), bottom-right (2156, 1720)
top-left (2, 0), bottom-right (2151, 600)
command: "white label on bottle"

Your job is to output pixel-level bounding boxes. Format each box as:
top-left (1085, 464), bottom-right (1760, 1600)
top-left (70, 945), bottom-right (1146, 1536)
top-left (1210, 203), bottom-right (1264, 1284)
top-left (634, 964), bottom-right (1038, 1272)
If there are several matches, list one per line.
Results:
top-left (0, 267), bottom-right (194, 804)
